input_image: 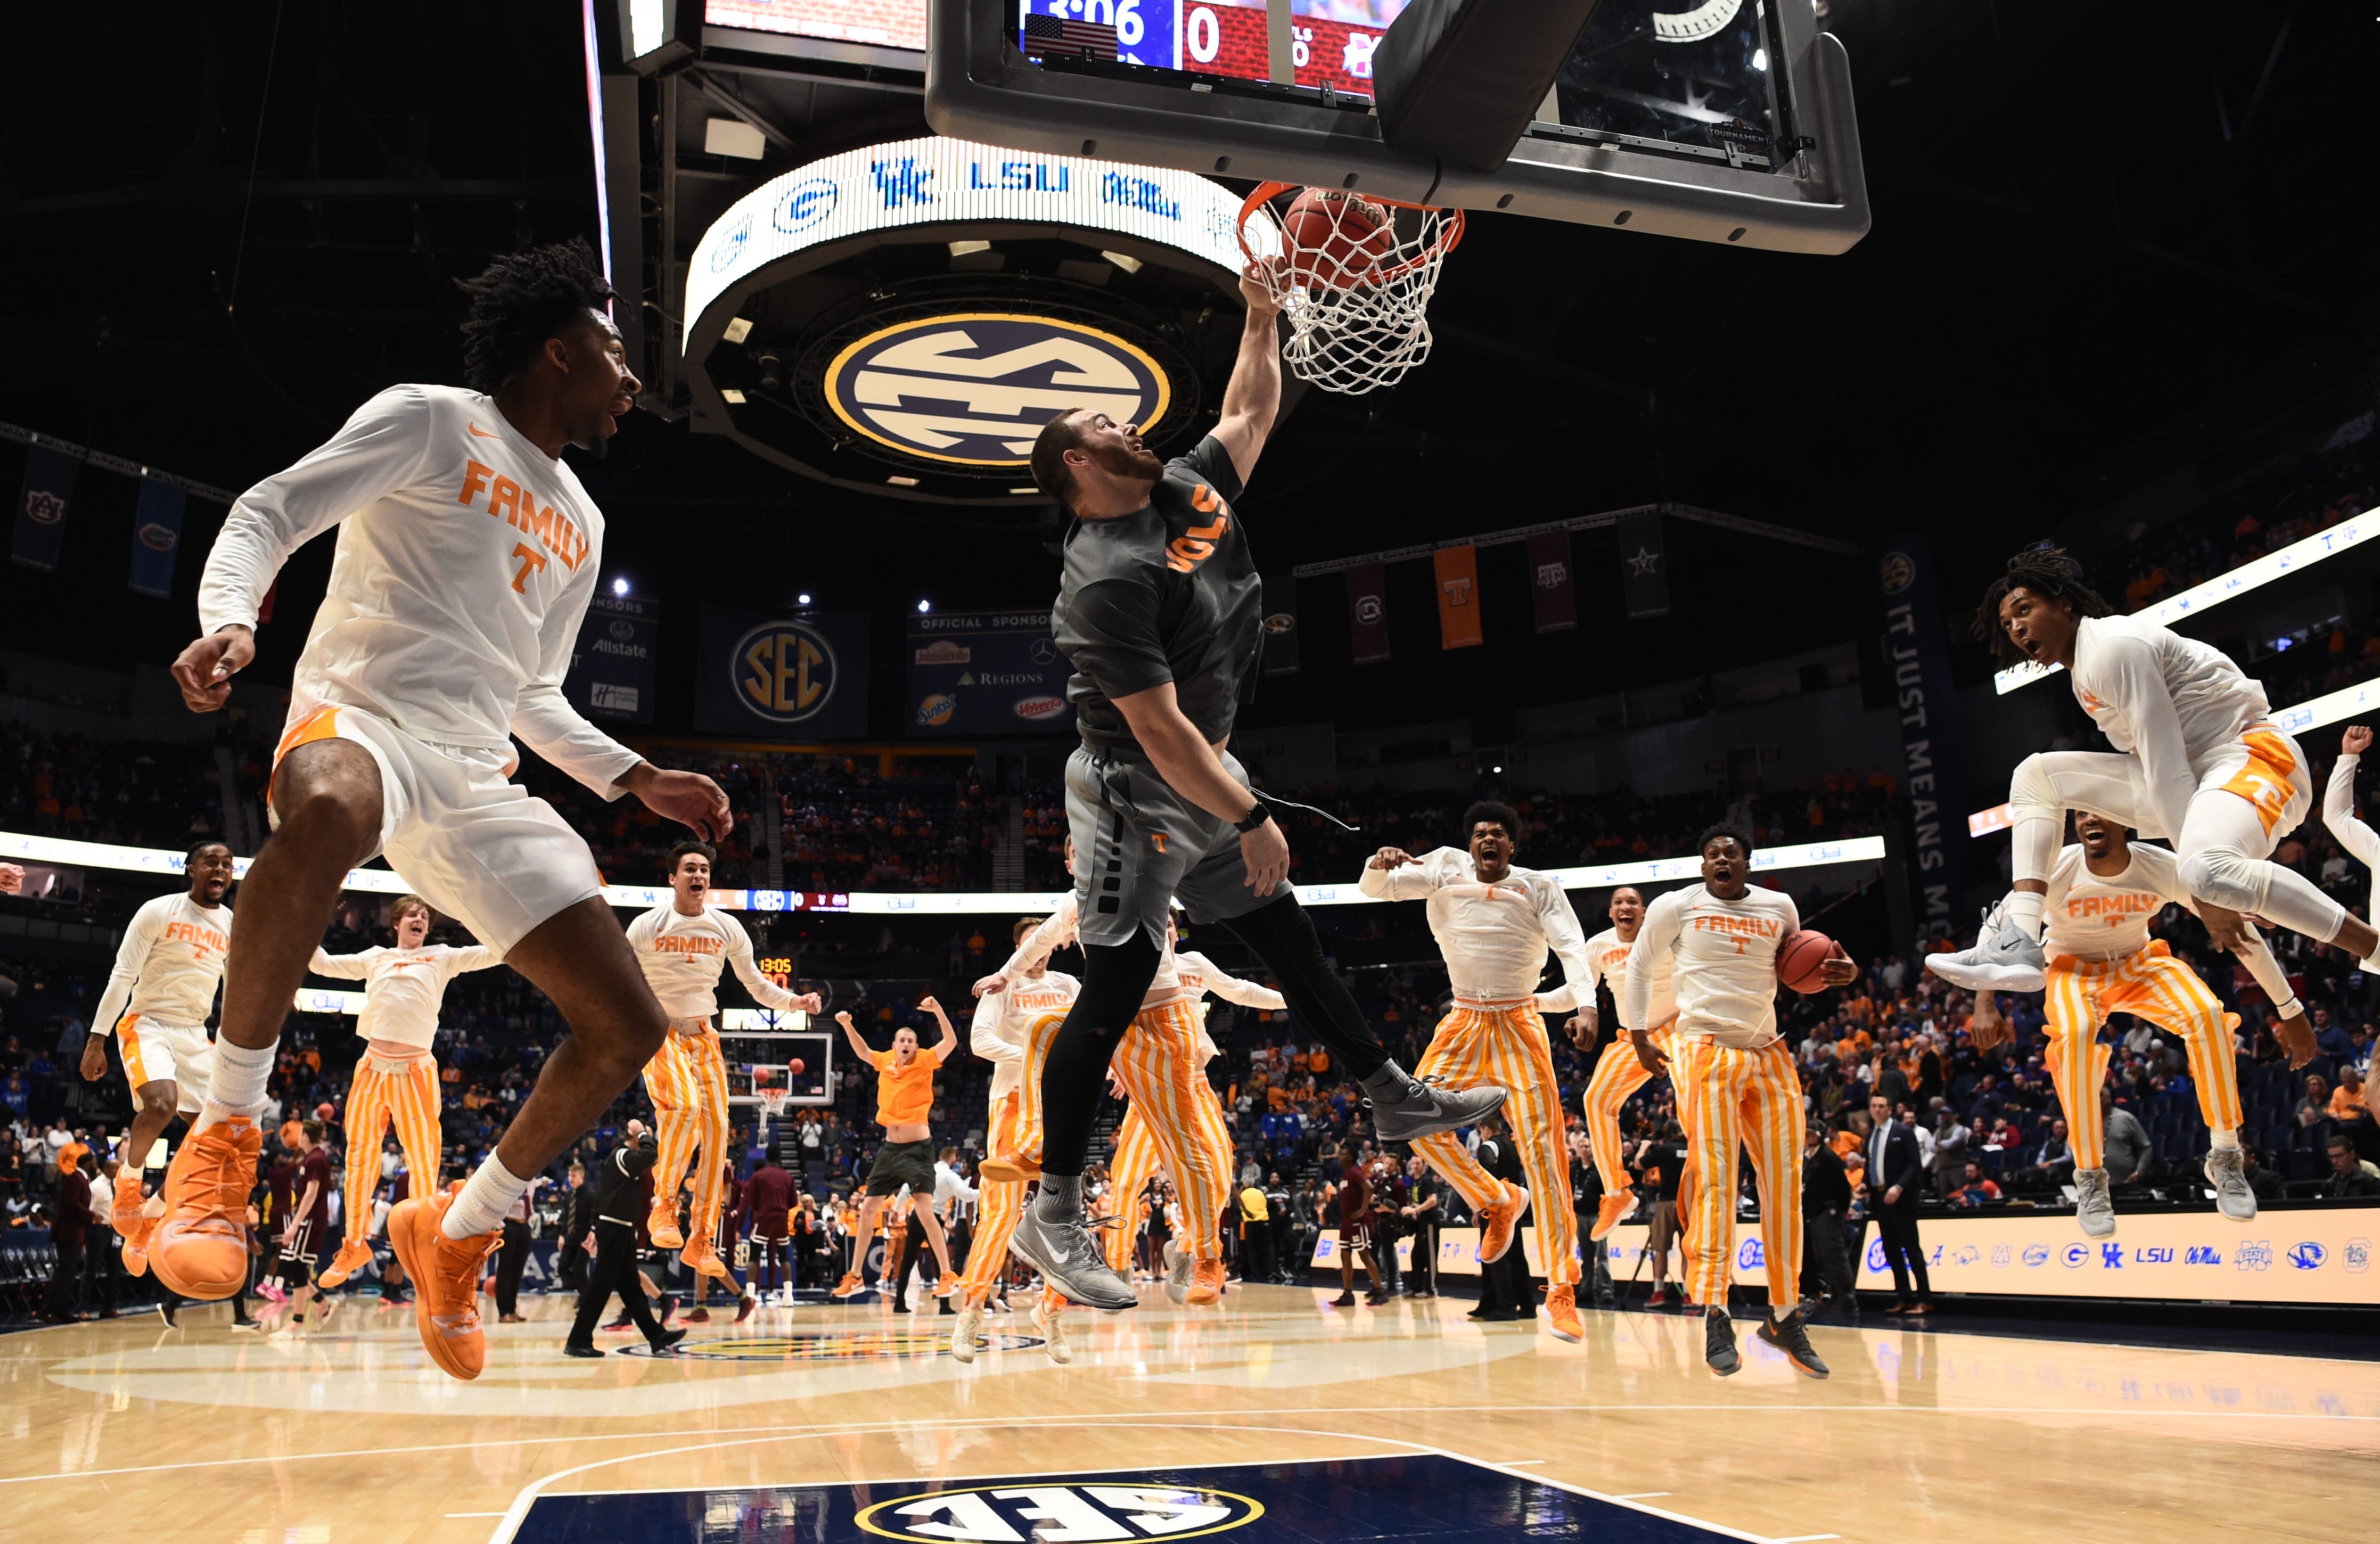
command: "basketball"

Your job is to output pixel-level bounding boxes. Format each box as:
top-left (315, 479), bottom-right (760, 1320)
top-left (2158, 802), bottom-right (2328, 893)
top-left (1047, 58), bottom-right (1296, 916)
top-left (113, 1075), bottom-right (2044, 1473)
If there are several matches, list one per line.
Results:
top-left (1777, 929), bottom-right (1840, 993)
top-left (1282, 187), bottom-right (1396, 288)
top-left (787, 1058), bottom-right (805, 1077)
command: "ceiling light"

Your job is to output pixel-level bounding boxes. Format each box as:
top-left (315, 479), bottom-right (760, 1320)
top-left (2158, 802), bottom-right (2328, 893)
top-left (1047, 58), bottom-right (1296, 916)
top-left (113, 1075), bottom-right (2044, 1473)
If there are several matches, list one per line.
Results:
top-left (1010, 486), bottom-right (1039, 495)
top-left (1752, 47), bottom-right (1767, 71)
top-left (887, 475), bottom-right (919, 486)
top-left (948, 240), bottom-right (991, 257)
top-left (916, 599), bottom-right (932, 613)
top-left (611, 577), bottom-right (630, 596)
top-left (1101, 250), bottom-right (1144, 274)
top-left (704, 118), bottom-right (767, 160)
top-left (723, 317), bottom-right (753, 344)
top-left (719, 388), bottom-right (746, 404)
top-left (797, 593), bottom-right (813, 606)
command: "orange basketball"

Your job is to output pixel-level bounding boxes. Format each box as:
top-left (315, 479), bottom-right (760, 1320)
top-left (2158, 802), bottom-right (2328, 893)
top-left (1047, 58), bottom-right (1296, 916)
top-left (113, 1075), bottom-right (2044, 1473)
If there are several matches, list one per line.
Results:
top-left (788, 1058), bottom-right (805, 1077)
top-left (1777, 929), bottom-right (1840, 993)
top-left (1282, 187), bottom-right (1396, 289)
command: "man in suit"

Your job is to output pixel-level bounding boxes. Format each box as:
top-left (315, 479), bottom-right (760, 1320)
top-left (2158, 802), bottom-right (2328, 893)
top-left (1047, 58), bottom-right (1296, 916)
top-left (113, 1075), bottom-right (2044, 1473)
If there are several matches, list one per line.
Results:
top-left (1470, 1115), bottom-right (1537, 1321)
top-left (1862, 1094), bottom-right (1931, 1315)
top-left (1801, 1122), bottom-right (1856, 1314)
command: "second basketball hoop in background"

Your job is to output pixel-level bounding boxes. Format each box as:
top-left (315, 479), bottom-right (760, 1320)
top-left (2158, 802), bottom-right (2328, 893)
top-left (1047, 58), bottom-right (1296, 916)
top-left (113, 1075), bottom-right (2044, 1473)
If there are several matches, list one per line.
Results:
top-left (1238, 182), bottom-right (1463, 396)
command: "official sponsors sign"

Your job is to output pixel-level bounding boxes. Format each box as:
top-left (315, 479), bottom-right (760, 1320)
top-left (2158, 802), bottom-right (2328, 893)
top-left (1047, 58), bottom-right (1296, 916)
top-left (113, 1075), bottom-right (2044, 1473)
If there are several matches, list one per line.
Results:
top-left (563, 593), bottom-right (658, 724)
top-left (684, 135), bottom-right (1279, 347)
top-left (695, 606), bottom-right (871, 741)
top-left (907, 609), bottom-right (1074, 736)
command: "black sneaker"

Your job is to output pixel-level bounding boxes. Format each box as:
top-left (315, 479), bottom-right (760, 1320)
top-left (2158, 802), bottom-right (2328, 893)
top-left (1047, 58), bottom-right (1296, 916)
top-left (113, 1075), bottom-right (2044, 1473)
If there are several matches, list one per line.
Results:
top-left (1704, 1308), bottom-right (1740, 1376)
top-left (563, 1343), bottom-right (603, 1359)
top-left (647, 1327), bottom-right (688, 1354)
top-left (1331, 1291), bottom-right (1357, 1307)
top-left (1757, 1309), bottom-right (1830, 1379)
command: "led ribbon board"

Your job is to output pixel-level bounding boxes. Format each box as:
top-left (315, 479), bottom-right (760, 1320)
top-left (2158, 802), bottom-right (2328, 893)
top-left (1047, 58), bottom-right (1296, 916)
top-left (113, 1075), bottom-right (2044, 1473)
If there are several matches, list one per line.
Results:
top-left (1, 833), bottom-right (1883, 913)
top-left (683, 134), bottom-right (1282, 348)
top-left (1995, 511), bottom-right (2380, 694)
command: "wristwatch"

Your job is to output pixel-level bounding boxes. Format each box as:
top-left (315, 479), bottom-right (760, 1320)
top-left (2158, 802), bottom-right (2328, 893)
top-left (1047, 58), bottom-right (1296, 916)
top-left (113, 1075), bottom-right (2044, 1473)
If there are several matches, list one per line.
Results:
top-left (1233, 802), bottom-right (1273, 834)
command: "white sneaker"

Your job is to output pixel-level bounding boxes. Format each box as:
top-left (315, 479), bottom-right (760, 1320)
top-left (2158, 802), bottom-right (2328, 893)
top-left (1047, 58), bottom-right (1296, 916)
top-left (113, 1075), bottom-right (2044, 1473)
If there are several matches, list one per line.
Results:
top-left (2074, 1167), bottom-right (2116, 1237)
top-left (1164, 1243), bottom-right (1193, 1307)
top-left (950, 1303), bottom-right (986, 1364)
top-left (1031, 1300), bottom-right (1073, 1365)
top-left (1924, 903), bottom-right (2047, 993)
top-left (2203, 1147), bottom-right (2258, 1222)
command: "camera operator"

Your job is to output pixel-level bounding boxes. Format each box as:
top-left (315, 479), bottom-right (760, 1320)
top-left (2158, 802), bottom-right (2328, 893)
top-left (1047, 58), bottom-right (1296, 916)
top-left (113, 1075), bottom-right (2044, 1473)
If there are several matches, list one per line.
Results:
top-left (565, 1121), bottom-right (688, 1358)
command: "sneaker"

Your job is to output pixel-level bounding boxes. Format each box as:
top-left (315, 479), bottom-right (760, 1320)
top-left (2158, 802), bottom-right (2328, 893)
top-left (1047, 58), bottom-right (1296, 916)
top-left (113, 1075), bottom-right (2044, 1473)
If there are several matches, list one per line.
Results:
top-left (156, 1300), bottom-right (179, 1329)
top-left (601, 1317), bottom-right (634, 1332)
top-left (319, 1239), bottom-right (376, 1289)
top-left (951, 1303), bottom-right (987, 1364)
top-left (658, 1294), bottom-right (679, 1326)
top-left (313, 1295), bottom-right (340, 1334)
top-left (1332, 1290), bottom-right (1357, 1307)
top-left (830, 1272), bottom-right (866, 1299)
top-left (1010, 1196), bottom-right (1136, 1312)
top-left (254, 1279), bottom-right (289, 1305)
top-left (1030, 1297), bottom-right (1073, 1365)
top-left (1164, 1247), bottom-right (1194, 1307)
top-left (1923, 902), bottom-right (2047, 993)
top-left (563, 1343), bottom-right (603, 1359)
top-left (387, 1189), bottom-right (501, 1382)
top-left (1646, 1285), bottom-right (1669, 1309)
top-left (682, 1307), bottom-right (711, 1324)
top-left (1478, 1182), bottom-right (1529, 1264)
top-left (1590, 1192), bottom-right (1638, 1242)
top-left (647, 1206), bottom-right (685, 1251)
top-left (1186, 1260), bottom-right (1226, 1307)
top-left (2204, 1146), bottom-right (2258, 1222)
top-left (1757, 1309), bottom-right (1829, 1378)
top-left (979, 1151), bottom-right (1043, 1185)
top-left (934, 1272), bottom-right (960, 1299)
top-left (1365, 1071), bottom-right (1509, 1146)
top-left (119, 1211), bottom-right (156, 1278)
top-left (1364, 1288), bottom-right (1390, 1306)
top-left (648, 1327), bottom-right (688, 1355)
top-left (152, 1113), bottom-right (259, 1301)
top-left (735, 1292), bottom-right (757, 1325)
top-left (2074, 1167), bottom-right (2116, 1238)
top-left (679, 1243), bottom-right (731, 1279)
top-left (1544, 1283), bottom-right (1583, 1343)
top-left (1704, 1307), bottom-right (1740, 1376)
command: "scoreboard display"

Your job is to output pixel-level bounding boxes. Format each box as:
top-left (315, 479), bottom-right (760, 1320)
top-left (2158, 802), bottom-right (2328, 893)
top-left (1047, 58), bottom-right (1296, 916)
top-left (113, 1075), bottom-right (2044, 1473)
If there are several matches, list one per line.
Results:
top-left (1016, 2), bottom-right (1411, 95)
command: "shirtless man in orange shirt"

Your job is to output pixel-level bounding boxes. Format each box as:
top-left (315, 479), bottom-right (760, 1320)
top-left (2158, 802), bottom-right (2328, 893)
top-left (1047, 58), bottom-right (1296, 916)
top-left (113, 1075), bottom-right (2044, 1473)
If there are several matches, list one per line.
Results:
top-left (830, 999), bottom-right (961, 1301)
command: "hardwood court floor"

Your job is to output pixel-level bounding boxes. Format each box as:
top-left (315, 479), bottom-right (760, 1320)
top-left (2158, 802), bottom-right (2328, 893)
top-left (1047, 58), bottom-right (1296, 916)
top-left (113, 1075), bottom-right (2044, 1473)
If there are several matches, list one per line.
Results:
top-left (3, 1285), bottom-right (2374, 1544)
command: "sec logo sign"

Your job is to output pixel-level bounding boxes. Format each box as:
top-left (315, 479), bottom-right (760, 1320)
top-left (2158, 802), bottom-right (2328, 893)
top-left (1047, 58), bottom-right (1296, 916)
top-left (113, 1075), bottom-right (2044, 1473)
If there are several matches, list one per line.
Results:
top-left (824, 313), bottom-right (1171, 467)
top-left (856, 1482), bottom-right (1262, 1543)
top-left (734, 621), bottom-right (838, 725)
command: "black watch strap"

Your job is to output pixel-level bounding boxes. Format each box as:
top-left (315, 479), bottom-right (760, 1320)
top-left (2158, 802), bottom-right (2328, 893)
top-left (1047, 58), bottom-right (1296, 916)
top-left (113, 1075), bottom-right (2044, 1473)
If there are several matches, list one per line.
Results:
top-left (1233, 803), bottom-right (1273, 834)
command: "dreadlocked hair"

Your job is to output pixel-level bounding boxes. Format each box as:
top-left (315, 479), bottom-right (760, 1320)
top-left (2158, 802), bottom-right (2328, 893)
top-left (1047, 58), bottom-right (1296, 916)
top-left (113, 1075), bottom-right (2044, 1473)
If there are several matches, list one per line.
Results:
top-left (455, 239), bottom-right (616, 396)
top-left (1974, 543), bottom-right (2112, 661)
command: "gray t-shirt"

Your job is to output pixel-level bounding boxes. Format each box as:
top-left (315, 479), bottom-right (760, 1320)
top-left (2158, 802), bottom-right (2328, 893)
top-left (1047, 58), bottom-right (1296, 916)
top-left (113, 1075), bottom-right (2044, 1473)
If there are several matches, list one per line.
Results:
top-left (2103, 1106), bottom-right (2153, 1180)
top-left (1052, 436), bottom-right (1262, 754)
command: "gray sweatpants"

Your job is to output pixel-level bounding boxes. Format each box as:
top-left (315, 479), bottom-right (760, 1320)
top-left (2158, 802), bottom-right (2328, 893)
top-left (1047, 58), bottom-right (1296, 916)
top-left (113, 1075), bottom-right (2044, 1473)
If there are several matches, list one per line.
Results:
top-left (1062, 743), bottom-right (1289, 950)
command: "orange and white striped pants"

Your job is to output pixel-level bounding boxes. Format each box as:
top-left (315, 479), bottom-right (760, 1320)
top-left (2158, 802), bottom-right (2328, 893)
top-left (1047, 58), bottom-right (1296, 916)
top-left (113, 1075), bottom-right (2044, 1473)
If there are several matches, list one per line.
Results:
top-left (1581, 1021), bottom-right (1678, 1194)
top-left (1672, 1036), bottom-right (1801, 1313)
top-left (2045, 941), bottom-right (2243, 1170)
top-left (643, 1019), bottom-right (730, 1246)
top-left (1411, 998), bottom-right (1579, 1287)
top-left (1108, 999), bottom-right (1235, 1263)
top-left (958, 1013), bottom-right (1065, 1307)
top-left (1102, 1105), bottom-right (1162, 1274)
top-left (342, 1054), bottom-right (443, 1245)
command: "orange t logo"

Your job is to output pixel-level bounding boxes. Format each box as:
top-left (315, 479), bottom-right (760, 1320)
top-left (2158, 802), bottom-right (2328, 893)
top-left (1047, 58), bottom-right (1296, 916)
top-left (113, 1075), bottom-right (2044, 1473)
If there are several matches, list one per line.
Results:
top-left (510, 543), bottom-right (548, 593)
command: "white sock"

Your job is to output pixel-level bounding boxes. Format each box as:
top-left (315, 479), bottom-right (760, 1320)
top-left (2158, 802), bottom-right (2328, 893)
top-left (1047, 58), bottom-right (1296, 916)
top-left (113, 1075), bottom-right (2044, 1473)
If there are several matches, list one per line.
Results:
top-left (197, 1038), bottom-right (278, 1128)
top-left (444, 1152), bottom-right (528, 1239)
top-left (2210, 1128), bottom-right (2239, 1151)
top-left (2004, 890), bottom-right (2045, 943)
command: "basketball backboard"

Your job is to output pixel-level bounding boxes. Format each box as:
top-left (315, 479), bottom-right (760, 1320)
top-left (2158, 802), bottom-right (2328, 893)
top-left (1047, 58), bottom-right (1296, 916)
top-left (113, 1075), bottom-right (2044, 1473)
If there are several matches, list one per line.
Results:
top-left (927, 1), bottom-right (1867, 254)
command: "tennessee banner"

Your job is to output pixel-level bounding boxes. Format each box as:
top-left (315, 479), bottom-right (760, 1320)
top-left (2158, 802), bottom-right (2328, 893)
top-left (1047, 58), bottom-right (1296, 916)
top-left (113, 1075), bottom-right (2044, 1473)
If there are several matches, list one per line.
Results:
top-left (1433, 544), bottom-right (1482, 650)
top-left (1528, 530), bottom-right (1575, 634)
top-left (126, 477), bottom-right (186, 598)
top-left (1347, 562), bottom-right (1390, 665)
top-left (11, 442), bottom-right (80, 574)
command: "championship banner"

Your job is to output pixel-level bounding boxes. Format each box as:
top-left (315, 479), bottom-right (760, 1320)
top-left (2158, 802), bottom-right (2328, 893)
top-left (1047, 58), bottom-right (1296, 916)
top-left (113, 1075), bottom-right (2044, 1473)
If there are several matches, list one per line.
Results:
top-left (906, 609), bottom-right (1073, 736)
top-left (695, 606), bottom-right (871, 741)
top-left (1347, 561), bottom-right (1390, 664)
top-left (1260, 571), bottom-right (1300, 675)
top-left (11, 441), bottom-right (79, 574)
top-left (564, 594), bottom-right (659, 724)
top-left (126, 476), bottom-right (186, 599)
top-left (1433, 543), bottom-right (1482, 650)
top-left (1877, 532), bottom-right (1968, 944)
top-left (1528, 529), bottom-right (1576, 634)
top-left (1618, 507), bottom-right (1669, 619)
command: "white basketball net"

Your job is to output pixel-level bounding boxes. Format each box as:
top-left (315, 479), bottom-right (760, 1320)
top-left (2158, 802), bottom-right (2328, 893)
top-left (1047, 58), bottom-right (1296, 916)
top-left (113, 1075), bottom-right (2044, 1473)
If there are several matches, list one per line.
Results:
top-left (1238, 184), bottom-right (1465, 396)
top-left (759, 1090), bottom-right (790, 1122)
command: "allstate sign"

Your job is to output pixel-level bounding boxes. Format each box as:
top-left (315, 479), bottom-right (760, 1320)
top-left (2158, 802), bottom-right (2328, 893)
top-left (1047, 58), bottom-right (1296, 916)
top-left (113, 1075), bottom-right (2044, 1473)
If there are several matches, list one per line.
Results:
top-left (824, 313), bottom-right (1170, 466)
top-left (683, 135), bottom-right (1281, 346)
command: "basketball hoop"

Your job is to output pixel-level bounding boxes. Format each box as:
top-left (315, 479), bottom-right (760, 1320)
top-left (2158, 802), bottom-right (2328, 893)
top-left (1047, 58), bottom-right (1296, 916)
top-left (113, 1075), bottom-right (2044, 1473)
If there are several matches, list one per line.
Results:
top-left (759, 1089), bottom-right (790, 1125)
top-left (1236, 182), bottom-right (1465, 396)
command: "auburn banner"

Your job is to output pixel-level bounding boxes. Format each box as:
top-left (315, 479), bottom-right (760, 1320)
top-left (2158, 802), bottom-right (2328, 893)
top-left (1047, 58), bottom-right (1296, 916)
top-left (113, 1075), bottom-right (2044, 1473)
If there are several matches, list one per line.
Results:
top-left (1433, 544), bottom-right (1482, 650)
top-left (1619, 507), bottom-right (1670, 619)
top-left (126, 476), bottom-right (185, 598)
top-left (1528, 530), bottom-right (1576, 633)
top-left (1347, 562), bottom-right (1390, 664)
top-left (11, 442), bottom-right (79, 574)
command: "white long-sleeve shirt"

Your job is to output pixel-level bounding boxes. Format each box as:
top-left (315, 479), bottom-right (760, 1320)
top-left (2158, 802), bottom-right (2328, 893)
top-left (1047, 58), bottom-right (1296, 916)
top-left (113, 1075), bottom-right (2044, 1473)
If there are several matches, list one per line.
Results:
top-left (1628, 883), bottom-right (1799, 1049)
top-left (2069, 614), bottom-right (2272, 841)
top-left (1356, 848), bottom-right (1595, 1003)
top-left (92, 893), bottom-right (233, 1033)
top-left (625, 904), bottom-right (805, 1020)
top-left (2040, 840), bottom-right (2299, 1013)
top-left (196, 384), bottom-right (641, 796)
top-left (2325, 752), bottom-right (2380, 927)
top-left (1175, 950), bottom-right (1286, 1012)
top-left (971, 967), bottom-right (1082, 1101)
top-left (1003, 894), bottom-right (1080, 979)
top-left (308, 943), bottom-right (502, 1051)
top-left (1536, 925), bottom-right (1678, 1030)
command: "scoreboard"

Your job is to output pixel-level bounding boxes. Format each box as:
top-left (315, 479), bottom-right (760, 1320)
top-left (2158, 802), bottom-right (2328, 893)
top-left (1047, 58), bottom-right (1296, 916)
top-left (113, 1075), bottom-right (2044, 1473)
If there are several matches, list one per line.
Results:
top-left (1015, 2), bottom-right (1406, 96)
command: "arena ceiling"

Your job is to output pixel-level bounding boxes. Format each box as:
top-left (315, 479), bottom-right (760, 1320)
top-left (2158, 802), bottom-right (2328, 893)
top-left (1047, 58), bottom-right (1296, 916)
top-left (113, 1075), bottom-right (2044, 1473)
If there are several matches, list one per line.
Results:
top-left (2, 1), bottom-right (2373, 739)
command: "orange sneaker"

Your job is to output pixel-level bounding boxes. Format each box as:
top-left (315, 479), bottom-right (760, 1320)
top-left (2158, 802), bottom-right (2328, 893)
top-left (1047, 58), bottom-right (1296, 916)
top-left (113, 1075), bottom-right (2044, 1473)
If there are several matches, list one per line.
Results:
top-left (680, 1242), bottom-right (731, 1279)
top-left (1545, 1283), bottom-right (1584, 1343)
top-left (830, 1271), bottom-right (865, 1299)
top-left (319, 1238), bottom-right (376, 1288)
top-left (1590, 1192), bottom-right (1638, 1242)
top-left (387, 1189), bottom-right (500, 1382)
top-left (1478, 1181), bottom-right (1529, 1265)
top-left (118, 1208), bottom-right (157, 1278)
top-left (1186, 1259), bottom-right (1227, 1306)
top-left (934, 1271), bottom-right (961, 1299)
top-left (647, 1205), bottom-right (685, 1251)
top-left (152, 1114), bottom-right (260, 1300)
top-left (112, 1183), bottom-right (148, 1234)
top-left (979, 1151), bottom-right (1043, 1185)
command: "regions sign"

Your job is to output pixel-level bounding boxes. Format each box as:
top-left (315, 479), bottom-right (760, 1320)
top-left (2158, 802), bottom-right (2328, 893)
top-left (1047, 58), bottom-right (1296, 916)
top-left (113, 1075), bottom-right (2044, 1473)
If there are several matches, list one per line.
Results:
top-left (908, 609), bottom-right (1075, 736)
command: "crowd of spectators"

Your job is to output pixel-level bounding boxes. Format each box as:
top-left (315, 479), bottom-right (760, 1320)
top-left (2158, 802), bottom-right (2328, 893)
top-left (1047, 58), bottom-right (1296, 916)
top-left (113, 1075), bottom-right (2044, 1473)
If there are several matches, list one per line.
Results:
top-left (0, 725), bottom-right (250, 851)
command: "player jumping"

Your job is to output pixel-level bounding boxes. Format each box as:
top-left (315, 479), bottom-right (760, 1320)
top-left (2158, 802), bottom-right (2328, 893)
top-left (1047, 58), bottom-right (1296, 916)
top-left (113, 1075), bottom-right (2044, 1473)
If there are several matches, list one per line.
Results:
top-left (1546, 884), bottom-right (1679, 1243)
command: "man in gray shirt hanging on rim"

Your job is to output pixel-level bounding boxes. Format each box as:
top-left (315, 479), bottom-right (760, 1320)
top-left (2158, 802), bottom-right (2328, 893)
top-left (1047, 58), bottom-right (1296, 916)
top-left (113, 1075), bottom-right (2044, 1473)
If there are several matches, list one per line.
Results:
top-left (1007, 261), bottom-right (1506, 1309)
